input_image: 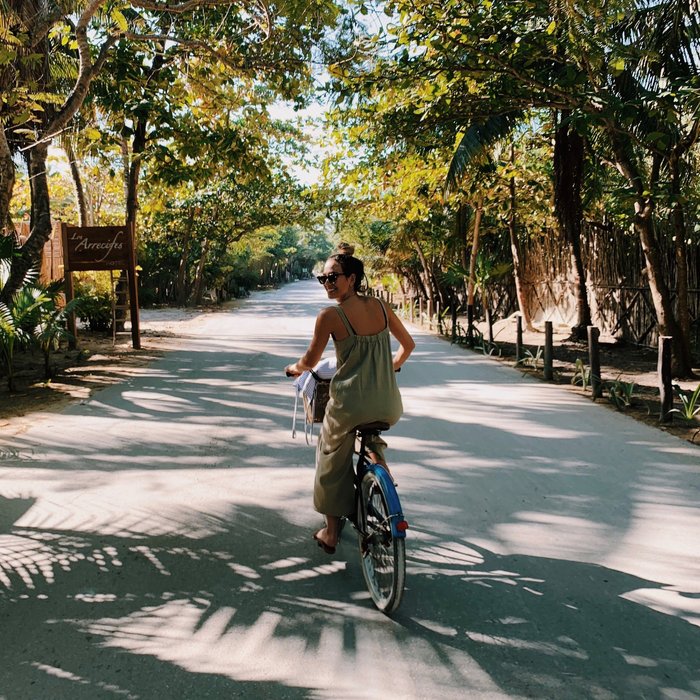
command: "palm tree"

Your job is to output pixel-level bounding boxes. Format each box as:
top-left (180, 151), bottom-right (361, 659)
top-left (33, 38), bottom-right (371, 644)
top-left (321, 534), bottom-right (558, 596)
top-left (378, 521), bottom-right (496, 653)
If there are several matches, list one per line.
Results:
top-left (0, 284), bottom-right (48, 392)
top-left (445, 113), bottom-right (535, 333)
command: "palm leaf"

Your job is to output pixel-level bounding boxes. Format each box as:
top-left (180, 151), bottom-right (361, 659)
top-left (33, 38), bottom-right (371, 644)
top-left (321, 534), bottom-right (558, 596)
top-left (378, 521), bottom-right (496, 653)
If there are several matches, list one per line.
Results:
top-left (445, 111), bottom-right (525, 195)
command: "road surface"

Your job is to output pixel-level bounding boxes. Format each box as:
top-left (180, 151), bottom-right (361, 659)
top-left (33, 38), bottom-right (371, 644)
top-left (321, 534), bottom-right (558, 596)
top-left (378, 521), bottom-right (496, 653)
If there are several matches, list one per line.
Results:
top-left (1, 280), bottom-right (699, 699)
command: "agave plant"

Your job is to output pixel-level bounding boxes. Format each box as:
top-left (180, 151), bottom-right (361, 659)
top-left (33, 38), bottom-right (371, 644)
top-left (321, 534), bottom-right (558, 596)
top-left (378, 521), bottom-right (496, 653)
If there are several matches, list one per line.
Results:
top-left (33, 280), bottom-right (80, 379)
top-left (671, 384), bottom-right (700, 422)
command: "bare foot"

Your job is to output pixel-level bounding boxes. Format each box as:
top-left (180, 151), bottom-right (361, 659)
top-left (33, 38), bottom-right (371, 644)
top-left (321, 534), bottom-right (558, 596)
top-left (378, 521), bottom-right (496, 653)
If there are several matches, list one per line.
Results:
top-left (313, 528), bottom-right (337, 553)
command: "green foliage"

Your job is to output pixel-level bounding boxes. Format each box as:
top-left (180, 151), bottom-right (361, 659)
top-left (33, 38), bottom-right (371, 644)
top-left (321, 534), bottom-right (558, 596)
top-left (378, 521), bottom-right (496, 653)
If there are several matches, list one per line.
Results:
top-left (671, 384), bottom-right (700, 421)
top-left (475, 337), bottom-right (501, 357)
top-left (32, 281), bottom-right (80, 379)
top-left (571, 358), bottom-right (591, 390)
top-left (517, 346), bottom-right (543, 370)
top-left (75, 284), bottom-right (112, 332)
top-left (0, 237), bottom-right (42, 391)
top-left (606, 377), bottom-right (637, 411)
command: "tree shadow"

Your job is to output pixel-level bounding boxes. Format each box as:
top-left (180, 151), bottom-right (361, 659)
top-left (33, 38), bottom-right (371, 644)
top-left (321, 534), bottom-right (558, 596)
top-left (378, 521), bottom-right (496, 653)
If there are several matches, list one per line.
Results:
top-left (397, 539), bottom-right (700, 698)
top-left (1, 279), bottom-right (699, 698)
top-left (1, 505), bottom-right (698, 699)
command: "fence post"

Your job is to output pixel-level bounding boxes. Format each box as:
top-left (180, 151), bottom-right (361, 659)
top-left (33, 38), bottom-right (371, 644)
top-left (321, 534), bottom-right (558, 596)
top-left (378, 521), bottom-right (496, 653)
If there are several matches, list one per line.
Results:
top-left (544, 321), bottom-right (553, 380)
top-left (515, 315), bottom-right (523, 363)
top-left (428, 300), bottom-right (434, 331)
top-left (588, 326), bottom-right (602, 400)
top-left (658, 336), bottom-right (673, 423)
top-left (410, 298), bottom-right (415, 324)
top-left (418, 298), bottom-right (423, 326)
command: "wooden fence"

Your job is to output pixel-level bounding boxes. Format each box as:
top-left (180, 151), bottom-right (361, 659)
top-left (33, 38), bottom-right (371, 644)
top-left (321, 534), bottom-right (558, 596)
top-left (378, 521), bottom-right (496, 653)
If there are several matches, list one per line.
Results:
top-left (5, 221), bottom-right (64, 285)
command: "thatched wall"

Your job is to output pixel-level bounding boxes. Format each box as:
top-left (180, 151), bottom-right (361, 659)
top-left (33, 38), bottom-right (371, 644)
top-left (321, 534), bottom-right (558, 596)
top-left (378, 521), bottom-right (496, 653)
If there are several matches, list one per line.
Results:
top-left (519, 224), bottom-right (700, 350)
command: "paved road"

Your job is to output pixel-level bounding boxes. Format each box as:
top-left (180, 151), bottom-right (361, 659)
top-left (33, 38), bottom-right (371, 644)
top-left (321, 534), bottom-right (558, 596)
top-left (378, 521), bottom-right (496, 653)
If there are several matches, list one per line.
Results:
top-left (1, 280), bottom-right (699, 699)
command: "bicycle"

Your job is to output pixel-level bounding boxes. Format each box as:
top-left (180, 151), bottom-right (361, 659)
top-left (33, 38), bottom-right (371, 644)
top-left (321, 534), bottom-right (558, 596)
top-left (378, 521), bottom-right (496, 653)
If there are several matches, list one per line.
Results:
top-left (287, 371), bottom-right (408, 613)
top-left (349, 421), bottom-right (409, 613)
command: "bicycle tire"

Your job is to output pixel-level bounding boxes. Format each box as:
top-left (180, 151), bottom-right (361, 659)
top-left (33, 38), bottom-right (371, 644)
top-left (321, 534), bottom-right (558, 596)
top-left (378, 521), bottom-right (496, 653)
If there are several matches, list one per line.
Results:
top-left (356, 471), bottom-right (406, 613)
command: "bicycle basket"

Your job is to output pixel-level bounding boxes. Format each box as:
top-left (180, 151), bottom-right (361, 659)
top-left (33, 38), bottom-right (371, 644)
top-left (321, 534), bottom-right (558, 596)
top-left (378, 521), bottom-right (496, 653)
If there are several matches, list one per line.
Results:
top-left (304, 371), bottom-right (330, 423)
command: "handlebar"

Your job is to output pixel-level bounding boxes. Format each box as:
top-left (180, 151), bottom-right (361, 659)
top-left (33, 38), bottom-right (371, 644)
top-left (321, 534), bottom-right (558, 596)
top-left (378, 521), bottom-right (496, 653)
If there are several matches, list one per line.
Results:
top-left (286, 367), bottom-right (400, 376)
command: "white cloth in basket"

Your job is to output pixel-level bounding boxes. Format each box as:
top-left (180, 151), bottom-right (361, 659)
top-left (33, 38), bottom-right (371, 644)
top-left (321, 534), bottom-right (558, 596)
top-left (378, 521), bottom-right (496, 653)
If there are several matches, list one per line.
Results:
top-left (292, 357), bottom-right (337, 442)
top-left (293, 356), bottom-right (337, 401)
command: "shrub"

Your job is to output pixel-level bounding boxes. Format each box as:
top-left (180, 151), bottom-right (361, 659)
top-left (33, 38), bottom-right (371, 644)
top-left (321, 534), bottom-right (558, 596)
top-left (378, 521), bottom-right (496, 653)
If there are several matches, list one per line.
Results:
top-left (75, 286), bottom-right (112, 331)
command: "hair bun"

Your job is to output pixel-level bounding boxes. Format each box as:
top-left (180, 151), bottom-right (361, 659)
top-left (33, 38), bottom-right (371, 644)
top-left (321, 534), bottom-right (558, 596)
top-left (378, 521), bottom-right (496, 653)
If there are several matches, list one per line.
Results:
top-left (337, 242), bottom-right (355, 256)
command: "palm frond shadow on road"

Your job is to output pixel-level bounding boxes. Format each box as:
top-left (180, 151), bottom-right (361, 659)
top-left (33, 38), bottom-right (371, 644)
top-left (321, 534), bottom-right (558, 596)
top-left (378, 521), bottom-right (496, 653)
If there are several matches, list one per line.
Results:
top-left (2, 494), bottom-right (697, 699)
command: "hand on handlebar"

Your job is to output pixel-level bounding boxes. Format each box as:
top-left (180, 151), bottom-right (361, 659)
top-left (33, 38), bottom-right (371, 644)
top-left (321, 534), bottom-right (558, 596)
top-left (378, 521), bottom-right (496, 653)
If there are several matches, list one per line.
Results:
top-left (285, 364), bottom-right (301, 377)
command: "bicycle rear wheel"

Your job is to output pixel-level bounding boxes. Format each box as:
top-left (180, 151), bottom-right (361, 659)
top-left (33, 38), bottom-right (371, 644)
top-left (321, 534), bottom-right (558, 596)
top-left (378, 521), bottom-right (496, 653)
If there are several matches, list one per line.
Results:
top-left (356, 471), bottom-right (406, 613)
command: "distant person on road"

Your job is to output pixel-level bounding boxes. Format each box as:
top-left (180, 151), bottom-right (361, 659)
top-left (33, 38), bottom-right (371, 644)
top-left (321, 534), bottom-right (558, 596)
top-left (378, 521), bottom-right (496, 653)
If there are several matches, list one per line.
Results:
top-left (285, 252), bottom-right (415, 554)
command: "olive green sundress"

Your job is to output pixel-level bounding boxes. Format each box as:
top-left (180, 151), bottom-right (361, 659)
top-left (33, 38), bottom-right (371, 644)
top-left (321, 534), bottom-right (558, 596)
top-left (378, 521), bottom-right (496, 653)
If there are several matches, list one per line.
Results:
top-left (314, 300), bottom-right (403, 516)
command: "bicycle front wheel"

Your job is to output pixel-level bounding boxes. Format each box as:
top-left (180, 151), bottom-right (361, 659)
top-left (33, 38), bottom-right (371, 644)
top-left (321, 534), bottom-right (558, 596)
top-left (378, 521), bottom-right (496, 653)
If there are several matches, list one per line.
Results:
top-left (356, 471), bottom-right (406, 613)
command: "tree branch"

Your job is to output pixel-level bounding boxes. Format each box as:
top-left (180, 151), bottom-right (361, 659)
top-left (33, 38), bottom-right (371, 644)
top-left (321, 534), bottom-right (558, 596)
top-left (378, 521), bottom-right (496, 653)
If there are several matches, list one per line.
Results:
top-left (132, 0), bottom-right (271, 37)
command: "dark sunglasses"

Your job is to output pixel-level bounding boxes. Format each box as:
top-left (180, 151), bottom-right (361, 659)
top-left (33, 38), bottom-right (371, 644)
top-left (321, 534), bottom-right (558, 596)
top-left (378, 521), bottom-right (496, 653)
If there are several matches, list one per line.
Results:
top-left (317, 272), bottom-right (346, 285)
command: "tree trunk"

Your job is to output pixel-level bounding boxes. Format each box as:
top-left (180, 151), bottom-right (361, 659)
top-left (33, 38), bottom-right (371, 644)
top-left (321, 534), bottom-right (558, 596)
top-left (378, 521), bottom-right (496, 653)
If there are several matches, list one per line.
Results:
top-left (0, 127), bottom-right (15, 235)
top-left (414, 243), bottom-right (435, 307)
top-left (508, 145), bottom-right (534, 330)
top-left (63, 139), bottom-right (88, 226)
top-left (409, 266), bottom-right (428, 302)
top-left (608, 130), bottom-right (694, 377)
top-left (117, 111), bottom-right (150, 330)
top-left (635, 202), bottom-right (694, 376)
top-left (192, 237), bottom-right (210, 306)
top-left (466, 195), bottom-right (483, 340)
top-left (669, 151), bottom-right (692, 367)
top-left (126, 116), bottom-right (148, 228)
top-left (0, 142), bottom-right (52, 305)
top-left (456, 202), bottom-right (469, 300)
top-left (120, 137), bottom-right (131, 207)
top-left (553, 111), bottom-right (592, 340)
top-left (175, 207), bottom-right (195, 306)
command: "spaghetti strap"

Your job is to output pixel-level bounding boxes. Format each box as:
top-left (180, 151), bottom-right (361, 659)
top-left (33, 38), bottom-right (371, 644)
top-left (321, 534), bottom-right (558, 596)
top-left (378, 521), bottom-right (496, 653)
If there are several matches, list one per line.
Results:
top-left (376, 298), bottom-right (389, 329)
top-left (335, 306), bottom-right (356, 335)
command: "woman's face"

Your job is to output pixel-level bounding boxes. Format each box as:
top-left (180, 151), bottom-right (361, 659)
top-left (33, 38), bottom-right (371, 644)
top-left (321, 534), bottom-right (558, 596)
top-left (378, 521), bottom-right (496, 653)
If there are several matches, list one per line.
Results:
top-left (321, 259), bottom-right (354, 301)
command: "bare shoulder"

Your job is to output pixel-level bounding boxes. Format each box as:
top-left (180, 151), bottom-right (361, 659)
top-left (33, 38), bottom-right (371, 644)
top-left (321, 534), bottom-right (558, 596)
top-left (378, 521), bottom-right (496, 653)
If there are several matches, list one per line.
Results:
top-left (318, 305), bottom-right (340, 322)
top-left (317, 305), bottom-right (342, 330)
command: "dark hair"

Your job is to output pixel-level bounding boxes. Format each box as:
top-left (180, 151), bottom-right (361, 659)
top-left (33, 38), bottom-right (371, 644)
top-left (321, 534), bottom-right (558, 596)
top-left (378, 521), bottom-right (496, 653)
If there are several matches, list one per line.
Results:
top-left (337, 241), bottom-right (355, 255)
top-left (330, 253), bottom-right (364, 292)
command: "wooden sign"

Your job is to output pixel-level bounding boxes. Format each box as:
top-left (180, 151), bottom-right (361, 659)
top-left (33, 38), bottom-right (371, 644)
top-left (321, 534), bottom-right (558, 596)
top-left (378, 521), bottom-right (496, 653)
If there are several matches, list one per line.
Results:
top-left (62, 225), bottom-right (132, 270)
top-left (60, 223), bottom-right (140, 349)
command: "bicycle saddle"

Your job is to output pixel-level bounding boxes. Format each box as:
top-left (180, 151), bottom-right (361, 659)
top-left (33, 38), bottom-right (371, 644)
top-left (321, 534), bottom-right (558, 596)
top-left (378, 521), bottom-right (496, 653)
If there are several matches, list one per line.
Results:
top-left (354, 421), bottom-right (391, 433)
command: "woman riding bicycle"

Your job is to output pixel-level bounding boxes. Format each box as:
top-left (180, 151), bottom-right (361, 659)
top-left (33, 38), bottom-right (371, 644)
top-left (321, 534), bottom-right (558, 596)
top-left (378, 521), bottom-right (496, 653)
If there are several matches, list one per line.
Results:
top-left (285, 250), bottom-right (415, 554)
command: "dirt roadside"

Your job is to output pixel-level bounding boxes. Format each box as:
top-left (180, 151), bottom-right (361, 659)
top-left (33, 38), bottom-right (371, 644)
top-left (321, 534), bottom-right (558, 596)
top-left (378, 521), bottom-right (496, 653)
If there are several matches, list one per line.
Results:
top-left (0, 308), bottom-right (206, 434)
top-left (1, 307), bottom-right (699, 447)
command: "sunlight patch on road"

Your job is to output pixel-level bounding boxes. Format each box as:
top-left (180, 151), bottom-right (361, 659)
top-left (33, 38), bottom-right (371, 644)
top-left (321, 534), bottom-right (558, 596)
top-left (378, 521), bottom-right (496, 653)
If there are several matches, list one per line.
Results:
top-left (120, 391), bottom-right (198, 413)
top-left (492, 511), bottom-right (612, 561)
top-left (621, 588), bottom-right (700, 628)
top-left (401, 382), bottom-right (594, 440)
top-left (75, 594), bottom-right (507, 698)
top-left (464, 631), bottom-right (588, 660)
top-left (603, 500), bottom-right (700, 592)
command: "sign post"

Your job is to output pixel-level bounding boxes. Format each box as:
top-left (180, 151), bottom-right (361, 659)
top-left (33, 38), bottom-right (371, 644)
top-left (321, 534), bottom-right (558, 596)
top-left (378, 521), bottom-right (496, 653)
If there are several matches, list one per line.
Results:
top-left (61, 223), bottom-right (140, 349)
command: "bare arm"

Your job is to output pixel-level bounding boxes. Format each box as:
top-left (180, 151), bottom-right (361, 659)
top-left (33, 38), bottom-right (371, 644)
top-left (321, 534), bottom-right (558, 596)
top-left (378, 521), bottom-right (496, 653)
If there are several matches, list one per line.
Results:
top-left (284, 308), bottom-right (336, 376)
top-left (386, 303), bottom-right (415, 371)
